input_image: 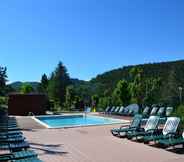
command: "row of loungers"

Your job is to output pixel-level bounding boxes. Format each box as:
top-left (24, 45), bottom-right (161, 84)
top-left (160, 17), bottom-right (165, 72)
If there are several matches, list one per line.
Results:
top-left (104, 105), bottom-right (137, 116)
top-left (111, 115), bottom-right (184, 149)
top-left (141, 106), bottom-right (173, 118)
top-left (0, 115), bottom-right (42, 162)
top-left (104, 105), bottom-right (173, 119)
top-left (141, 106), bottom-right (174, 125)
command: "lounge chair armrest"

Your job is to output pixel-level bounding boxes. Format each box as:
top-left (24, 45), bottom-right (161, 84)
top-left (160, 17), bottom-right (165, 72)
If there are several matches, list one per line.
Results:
top-left (129, 126), bottom-right (138, 129)
top-left (166, 132), bottom-right (177, 138)
top-left (0, 153), bottom-right (12, 157)
top-left (120, 125), bottom-right (130, 129)
top-left (137, 128), bottom-right (144, 132)
top-left (145, 129), bottom-right (157, 134)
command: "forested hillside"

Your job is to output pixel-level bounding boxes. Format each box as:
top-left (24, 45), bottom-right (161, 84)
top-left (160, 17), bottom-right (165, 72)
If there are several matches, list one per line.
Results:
top-left (90, 60), bottom-right (184, 106)
top-left (2, 60), bottom-right (184, 110)
top-left (10, 82), bottom-right (39, 91)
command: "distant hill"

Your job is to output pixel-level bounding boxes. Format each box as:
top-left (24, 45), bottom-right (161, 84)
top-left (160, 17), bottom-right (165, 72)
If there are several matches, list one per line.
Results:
top-left (90, 60), bottom-right (184, 105)
top-left (9, 81), bottom-right (40, 91)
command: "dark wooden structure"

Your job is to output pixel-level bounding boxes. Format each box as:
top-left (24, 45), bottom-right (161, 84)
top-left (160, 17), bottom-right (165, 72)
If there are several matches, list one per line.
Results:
top-left (8, 94), bottom-right (48, 116)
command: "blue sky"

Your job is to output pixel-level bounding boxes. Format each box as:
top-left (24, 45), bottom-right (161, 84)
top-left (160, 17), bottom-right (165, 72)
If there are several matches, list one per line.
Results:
top-left (1, 0), bottom-right (184, 82)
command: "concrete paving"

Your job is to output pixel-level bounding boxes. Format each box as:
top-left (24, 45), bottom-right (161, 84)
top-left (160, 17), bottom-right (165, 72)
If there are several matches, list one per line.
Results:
top-left (20, 122), bottom-right (184, 162)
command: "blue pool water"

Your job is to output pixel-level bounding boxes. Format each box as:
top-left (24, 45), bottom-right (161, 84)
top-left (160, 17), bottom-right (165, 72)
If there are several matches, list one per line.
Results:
top-left (36, 115), bottom-right (126, 128)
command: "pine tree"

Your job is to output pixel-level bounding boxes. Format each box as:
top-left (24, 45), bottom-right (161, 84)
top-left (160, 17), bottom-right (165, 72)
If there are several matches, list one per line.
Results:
top-left (0, 66), bottom-right (8, 95)
top-left (48, 62), bottom-right (71, 106)
top-left (38, 74), bottom-right (49, 93)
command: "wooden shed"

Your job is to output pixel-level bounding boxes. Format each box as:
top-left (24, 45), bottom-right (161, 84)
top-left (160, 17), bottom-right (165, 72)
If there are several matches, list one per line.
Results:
top-left (8, 93), bottom-right (48, 116)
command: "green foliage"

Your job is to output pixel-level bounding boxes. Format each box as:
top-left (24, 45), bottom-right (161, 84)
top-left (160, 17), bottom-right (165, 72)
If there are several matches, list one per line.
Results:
top-left (98, 97), bottom-right (112, 110)
top-left (74, 96), bottom-right (85, 111)
top-left (52, 101), bottom-right (61, 113)
top-left (91, 60), bottom-right (184, 106)
top-left (0, 66), bottom-right (8, 95)
top-left (143, 78), bottom-right (161, 105)
top-left (160, 68), bottom-right (181, 106)
top-left (91, 95), bottom-right (99, 108)
top-left (112, 80), bottom-right (131, 106)
top-left (0, 96), bottom-right (8, 105)
top-left (3, 60), bottom-right (184, 113)
top-left (65, 85), bottom-right (76, 110)
top-left (172, 105), bottom-right (184, 128)
top-left (20, 83), bottom-right (34, 94)
top-left (129, 67), bottom-right (144, 105)
top-left (37, 74), bottom-right (49, 93)
top-left (40, 74), bottom-right (49, 92)
top-left (4, 85), bottom-right (15, 94)
top-left (48, 62), bottom-right (71, 107)
top-left (10, 82), bottom-right (39, 92)
top-left (129, 67), bottom-right (143, 81)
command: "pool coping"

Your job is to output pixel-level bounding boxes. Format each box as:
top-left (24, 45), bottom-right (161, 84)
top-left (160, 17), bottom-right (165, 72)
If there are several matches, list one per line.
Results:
top-left (32, 114), bottom-right (130, 129)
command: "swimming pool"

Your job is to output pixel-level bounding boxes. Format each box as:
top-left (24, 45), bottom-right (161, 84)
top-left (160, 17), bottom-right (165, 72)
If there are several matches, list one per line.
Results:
top-left (34, 115), bottom-right (129, 128)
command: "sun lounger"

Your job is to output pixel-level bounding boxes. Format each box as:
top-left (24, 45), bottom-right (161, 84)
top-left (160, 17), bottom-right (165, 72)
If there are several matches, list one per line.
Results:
top-left (111, 114), bottom-right (142, 137)
top-left (142, 106), bottom-right (151, 118)
top-left (165, 107), bottom-right (173, 117)
top-left (150, 107), bottom-right (159, 116)
top-left (0, 136), bottom-right (25, 142)
top-left (0, 150), bottom-right (38, 161)
top-left (158, 131), bottom-right (184, 148)
top-left (127, 116), bottom-right (160, 140)
top-left (157, 107), bottom-right (165, 117)
top-left (11, 157), bottom-right (43, 162)
top-left (0, 141), bottom-right (30, 151)
top-left (143, 117), bottom-right (180, 144)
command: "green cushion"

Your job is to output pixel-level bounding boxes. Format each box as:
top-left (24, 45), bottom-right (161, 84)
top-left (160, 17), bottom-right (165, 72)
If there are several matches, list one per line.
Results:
top-left (112, 127), bottom-right (129, 133)
top-left (13, 150), bottom-right (37, 159)
top-left (12, 157), bottom-right (42, 162)
top-left (144, 134), bottom-right (166, 142)
top-left (159, 137), bottom-right (184, 146)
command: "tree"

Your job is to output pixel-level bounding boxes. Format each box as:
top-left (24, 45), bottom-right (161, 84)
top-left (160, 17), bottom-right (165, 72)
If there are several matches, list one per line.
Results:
top-left (48, 62), bottom-right (71, 106)
top-left (20, 83), bottom-right (34, 94)
top-left (91, 95), bottom-right (99, 110)
top-left (112, 80), bottom-right (131, 106)
top-left (0, 66), bottom-right (8, 96)
top-left (129, 67), bottom-right (144, 105)
top-left (74, 96), bottom-right (85, 111)
top-left (143, 78), bottom-right (161, 105)
top-left (160, 68), bottom-right (180, 106)
top-left (65, 85), bottom-right (76, 110)
top-left (38, 74), bottom-right (49, 93)
top-left (98, 96), bottom-right (112, 110)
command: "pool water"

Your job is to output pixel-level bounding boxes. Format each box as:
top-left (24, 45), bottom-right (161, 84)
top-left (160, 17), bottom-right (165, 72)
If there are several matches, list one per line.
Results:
top-left (36, 115), bottom-right (127, 128)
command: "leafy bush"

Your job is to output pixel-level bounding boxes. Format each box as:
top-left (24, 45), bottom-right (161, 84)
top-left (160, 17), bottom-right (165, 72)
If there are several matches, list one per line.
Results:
top-left (172, 105), bottom-right (184, 129)
top-left (0, 96), bottom-right (8, 105)
top-left (0, 97), bottom-right (8, 115)
top-left (51, 101), bottom-right (61, 113)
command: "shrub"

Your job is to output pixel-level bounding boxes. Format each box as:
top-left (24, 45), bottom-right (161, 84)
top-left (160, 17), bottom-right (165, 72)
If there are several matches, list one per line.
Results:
top-left (0, 97), bottom-right (8, 115)
top-left (51, 101), bottom-right (61, 113)
top-left (172, 105), bottom-right (184, 129)
top-left (0, 96), bottom-right (8, 105)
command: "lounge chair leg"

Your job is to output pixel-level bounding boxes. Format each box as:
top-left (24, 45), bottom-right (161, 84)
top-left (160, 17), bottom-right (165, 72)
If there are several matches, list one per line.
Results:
top-left (144, 140), bottom-right (149, 144)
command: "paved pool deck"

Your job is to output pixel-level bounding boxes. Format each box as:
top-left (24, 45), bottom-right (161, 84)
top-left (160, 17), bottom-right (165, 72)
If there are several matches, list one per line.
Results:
top-left (16, 116), bottom-right (184, 162)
